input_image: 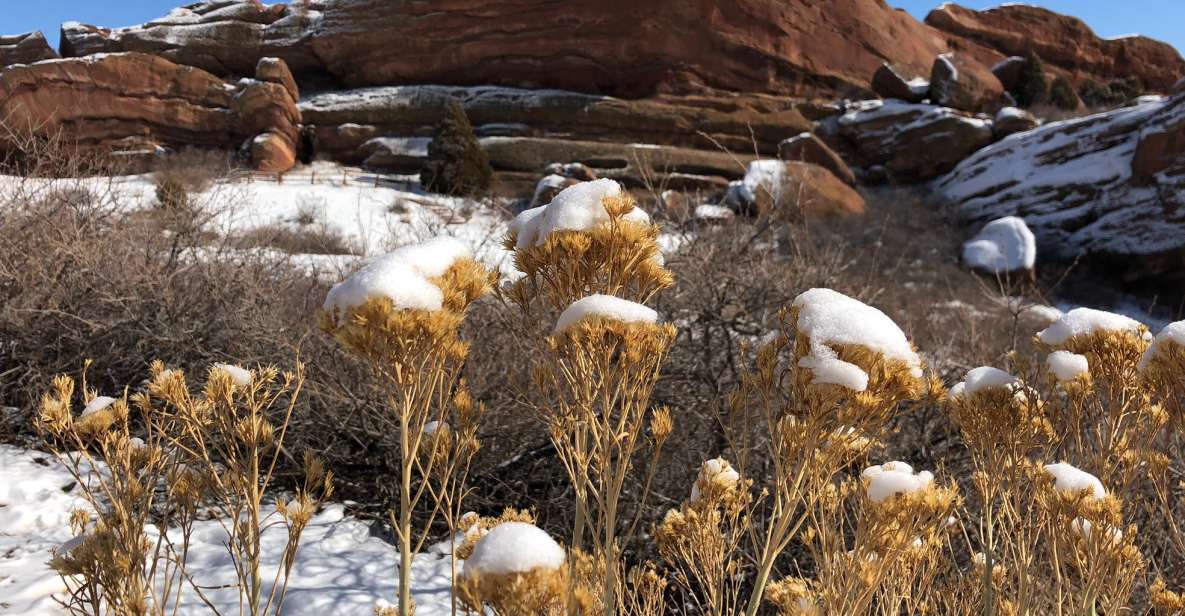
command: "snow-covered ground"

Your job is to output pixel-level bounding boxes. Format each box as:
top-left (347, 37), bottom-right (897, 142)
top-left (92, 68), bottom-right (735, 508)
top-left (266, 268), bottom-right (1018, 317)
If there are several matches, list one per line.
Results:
top-left (0, 444), bottom-right (459, 615)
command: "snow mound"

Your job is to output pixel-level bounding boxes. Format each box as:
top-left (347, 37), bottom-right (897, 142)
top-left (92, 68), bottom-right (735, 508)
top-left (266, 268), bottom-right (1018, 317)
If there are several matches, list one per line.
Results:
top-left (1139, 321), bottom-right (1185, 371)
top-left (962, 216), bottom-right (1036, 273)
top-left (1023, 304), bottom-right (1064, 325)
top-left (690, 458), bottom-right (741, 503)
top-left (949, 366), bottom-right (1017, 400)
top-left (1046, 351), bottom-right (1089, 382)
top-left (462, 522), bottom-right (565, 576)
top-left (792, 289), bottom-right (923, 385)
top-left (80, 396), bottom-right (117, 418)
top-left (1043, 462), bottom-right (1106, 499)
top-left (739, 160), bottom-right (787, 204)
top-left (862, 462), bottom-right (934, 503)
top-left (1037, 307), bottom-right (1149, 346)
top-left (324, 237), bottom-right (471, 313)
top-left (554, 294), bottom-right (658, 334)
top-left (212, 364), bottom-right (252, 387)
top-left (513, 179), bottom-right (648, 248)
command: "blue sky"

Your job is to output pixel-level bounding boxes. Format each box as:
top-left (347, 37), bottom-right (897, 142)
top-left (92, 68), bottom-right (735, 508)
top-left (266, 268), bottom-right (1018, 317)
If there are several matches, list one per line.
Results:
top-left (8, 1), bottom-right (1184, 55)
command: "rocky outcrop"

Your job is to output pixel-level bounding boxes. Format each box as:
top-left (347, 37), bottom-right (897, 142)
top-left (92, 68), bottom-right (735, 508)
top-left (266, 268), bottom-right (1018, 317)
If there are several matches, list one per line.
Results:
top-left (938, 93), bottom-right (1185, 282)
top-left (871, 64), bottom-right (928, 103)
top-left (930, 53), bottom-right (1006, 113)
top-left (0, 53), bottom-right (300, 172)
top-left (726, 160), bottom-right (865, 218)
top-left (299, 85), bottom-right (813, 162)
top-left (993, 107), bottom-right (1039, 139)
top-left (0, 32), bottom-right (58, 67)
top-left (990, 56), bottom-right (1026, 92)
top-left (926, 4), bottom-right (1185, 92)
top-left (62, 0), bottom-right (954, 98)
top-left (826, 100), bottom-right (994, 183)
top-left (778, 133), bottom-right (856, 186)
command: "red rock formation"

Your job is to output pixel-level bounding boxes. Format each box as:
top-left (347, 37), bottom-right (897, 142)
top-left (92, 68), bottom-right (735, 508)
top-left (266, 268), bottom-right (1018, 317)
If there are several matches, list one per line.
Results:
top-left (0, 32), bottom-right (58, 67)
top-left (63, 0), bottom-right (951, 98)
top-left (0, 53), bottom-right (300, 172)
top-left (926, 4), bottom-right (1185, 92)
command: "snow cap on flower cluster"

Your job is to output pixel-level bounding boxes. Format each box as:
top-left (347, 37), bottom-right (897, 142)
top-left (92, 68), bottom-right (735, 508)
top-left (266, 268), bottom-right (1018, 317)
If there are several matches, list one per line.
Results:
top-left (1037, 307), bottom-right (1149, 346)
top-left (1071, 517), bottom-right (1123, 543)
top-left (862, 461), bottom-right (934, 503)
top-left (791, 289), bottom-right (923, 393)
top-left (212, 363), bottom-right (252, 387)
top-left (1046, 351), bottom-right (1089, 382)
top-left (1043, 462), bottom-right (1106, 499)
top-left (1139, 321), bottom-right (1185, 371)
top-left (510, 179), bottom-right (648, 249)
top-left (949, 366), bottom-right (1018, 400)
top-left (80, 396), bottom-right (117, 418)
top-left (462, 521), bottom-right (566, 576)
top-left (323, 237), bottom-right (470, 313)
top-left (690, 458), bottom-right (741, 503)
top-left (961, 216), bottom-right (1036, 273)
top-left (554, 294), bottom-right (658, 334)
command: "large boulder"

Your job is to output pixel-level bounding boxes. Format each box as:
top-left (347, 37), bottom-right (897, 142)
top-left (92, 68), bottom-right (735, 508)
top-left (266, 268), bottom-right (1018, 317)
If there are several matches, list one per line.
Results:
top-left (871, 64), bottom-right (928, 103)
top-left (930, 53), bottom-right (1006, 113)
top-left (938, 93), bottom-right (1185, 283)
top-left (0, 32), bottom-right (58, 67)
top-left (778, 133), bottom-right (856, 186)
top-left (0, 53), bottom-right (300, 172)
top-left (926, 4), bottom-right (1185, 92)
top-left (61, 0), bottom-right (951, 98)
top-left (993, 107), bottom-right (1039, 139)
top-left (990, 56), bottom-right (1026, 92)
top-left (727, 160), bottom-right (865, 218)
top-left (828, 100), bottom-right (994, 182)
top-left (299, 85), bottom-right (813, 161)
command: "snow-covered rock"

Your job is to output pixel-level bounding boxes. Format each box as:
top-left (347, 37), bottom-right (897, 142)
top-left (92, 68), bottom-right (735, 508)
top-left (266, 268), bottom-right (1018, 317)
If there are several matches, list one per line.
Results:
top-left (938, 92), bottom-right (1185, 282)
top-left (993, 106), bottom-right (1039, 139)
top-left (961, 216), bottom-right (1036, 274)
top-left (1037, 307), bottom-right (1150, 346)
top-left (554, 294), bottom-right (658, 334)
top-left (462, 522), bottom-right (565, 576)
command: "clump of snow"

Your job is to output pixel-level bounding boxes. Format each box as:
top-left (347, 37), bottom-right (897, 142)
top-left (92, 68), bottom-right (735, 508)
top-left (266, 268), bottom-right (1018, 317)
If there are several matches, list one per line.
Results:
top-left (462, 522), bottom-right (565, 576)
top-left (1047, 351), bottom-right (1089, 382)
top-left (212, 364), bottom-right (252, 388)
top-left (1037, 307), bottom-right (1149, 346)
top-left (513, 179), bottom-right (648, 248)
top-left (963, 366), bottom-right (1018, 394)
top-left (554, 294), bottom-right (658, 334)
top-left (690, 458), bottom-right (741, 503)
top-left (995, 107), bottom-right (1029, 122)
top-left (695, 204), bottom-right (735, 220)
top-left (80, 396), bottom-right (117, 418)
top-left (1023, 304), bottom-right (1064, 325)
top-left (862, 462), bottom-right (934, 503)
top-left (797, 355), bottom-right (869, 392)
top-left (962, 216), bottom-right (1036, 273)
top-left (1071, 517), bottom-right (1123, 543)
top-left (792, 289), bottom-right (923, 384)
top-left (323, 237), bottom-right (471, 313)
top-left (423, 420), bottom-right (447, 436)
top-left (739, 160), bottom-right (787, 204)
top-left (1043, 462), bottom-right (1106, 499)
top-left (1139, 321), bottom-right (1185, 371)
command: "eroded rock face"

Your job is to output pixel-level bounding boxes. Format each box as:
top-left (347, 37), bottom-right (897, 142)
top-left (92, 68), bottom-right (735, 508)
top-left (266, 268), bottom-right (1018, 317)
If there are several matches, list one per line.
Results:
top-left (300, 85), bottom-right (812, 162)
top-left (0, 32), bottom-right (58, 67)
top-left (62, 0), bottom-right (952, 98)
top-left (938, 93), bottom-right (1185, 282)
top-left (0, 53), bottom-right (300, 172)
top-left (926, 4), bottom-right (1185, 91)
top-left (827, 100), bottom-right (994, 182)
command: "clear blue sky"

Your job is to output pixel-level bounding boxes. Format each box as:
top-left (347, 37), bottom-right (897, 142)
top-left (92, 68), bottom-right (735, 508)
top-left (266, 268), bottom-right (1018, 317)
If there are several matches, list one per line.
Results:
top-left (8, 1), bottom-right (1183, 56)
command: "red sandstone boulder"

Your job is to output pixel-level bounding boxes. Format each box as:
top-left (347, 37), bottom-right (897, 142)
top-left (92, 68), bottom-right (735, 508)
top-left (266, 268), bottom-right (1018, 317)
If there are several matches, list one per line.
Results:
top-left (872, 64), bottom-right (929, 103)
top-left (728, 160), bottom-right (865, 218)
top-left (993, 107), bottom-right (1039, 140)
top-left (778, 133), bottom-right (857, 186)
top-left (0, 53), bottom-right (300, 172)
top-left (930, 53), bottom-right (1006, 113)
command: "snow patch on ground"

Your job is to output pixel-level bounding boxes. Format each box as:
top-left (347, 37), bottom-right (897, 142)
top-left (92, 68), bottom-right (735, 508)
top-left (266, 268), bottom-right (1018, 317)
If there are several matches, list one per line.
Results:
top-left (962, 216), bottom-right (1036, 273)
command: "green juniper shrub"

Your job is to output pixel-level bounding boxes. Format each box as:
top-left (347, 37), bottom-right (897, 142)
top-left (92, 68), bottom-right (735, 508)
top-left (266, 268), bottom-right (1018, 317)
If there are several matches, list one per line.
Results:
top-left (1014, 50), bottom-right (1049, 108)
top-left (420, 99), bottom-right (493, 197)
top-left (1049, 76), bottom-right (1079, 110)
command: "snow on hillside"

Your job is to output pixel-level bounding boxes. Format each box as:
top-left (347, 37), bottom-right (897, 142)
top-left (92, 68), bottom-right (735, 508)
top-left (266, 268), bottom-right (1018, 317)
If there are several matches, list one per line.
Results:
top-left (0, 444), bottom-right (458, 615)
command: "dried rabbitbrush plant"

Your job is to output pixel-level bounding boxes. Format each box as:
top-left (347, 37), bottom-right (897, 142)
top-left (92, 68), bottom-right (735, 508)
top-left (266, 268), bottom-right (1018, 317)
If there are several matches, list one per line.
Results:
top-left (729, 288), bottom-right (931, 616)
top-left (321, 236), bottom-right (495, 616)
top-left (37, 359), bottom-right (330, 616)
